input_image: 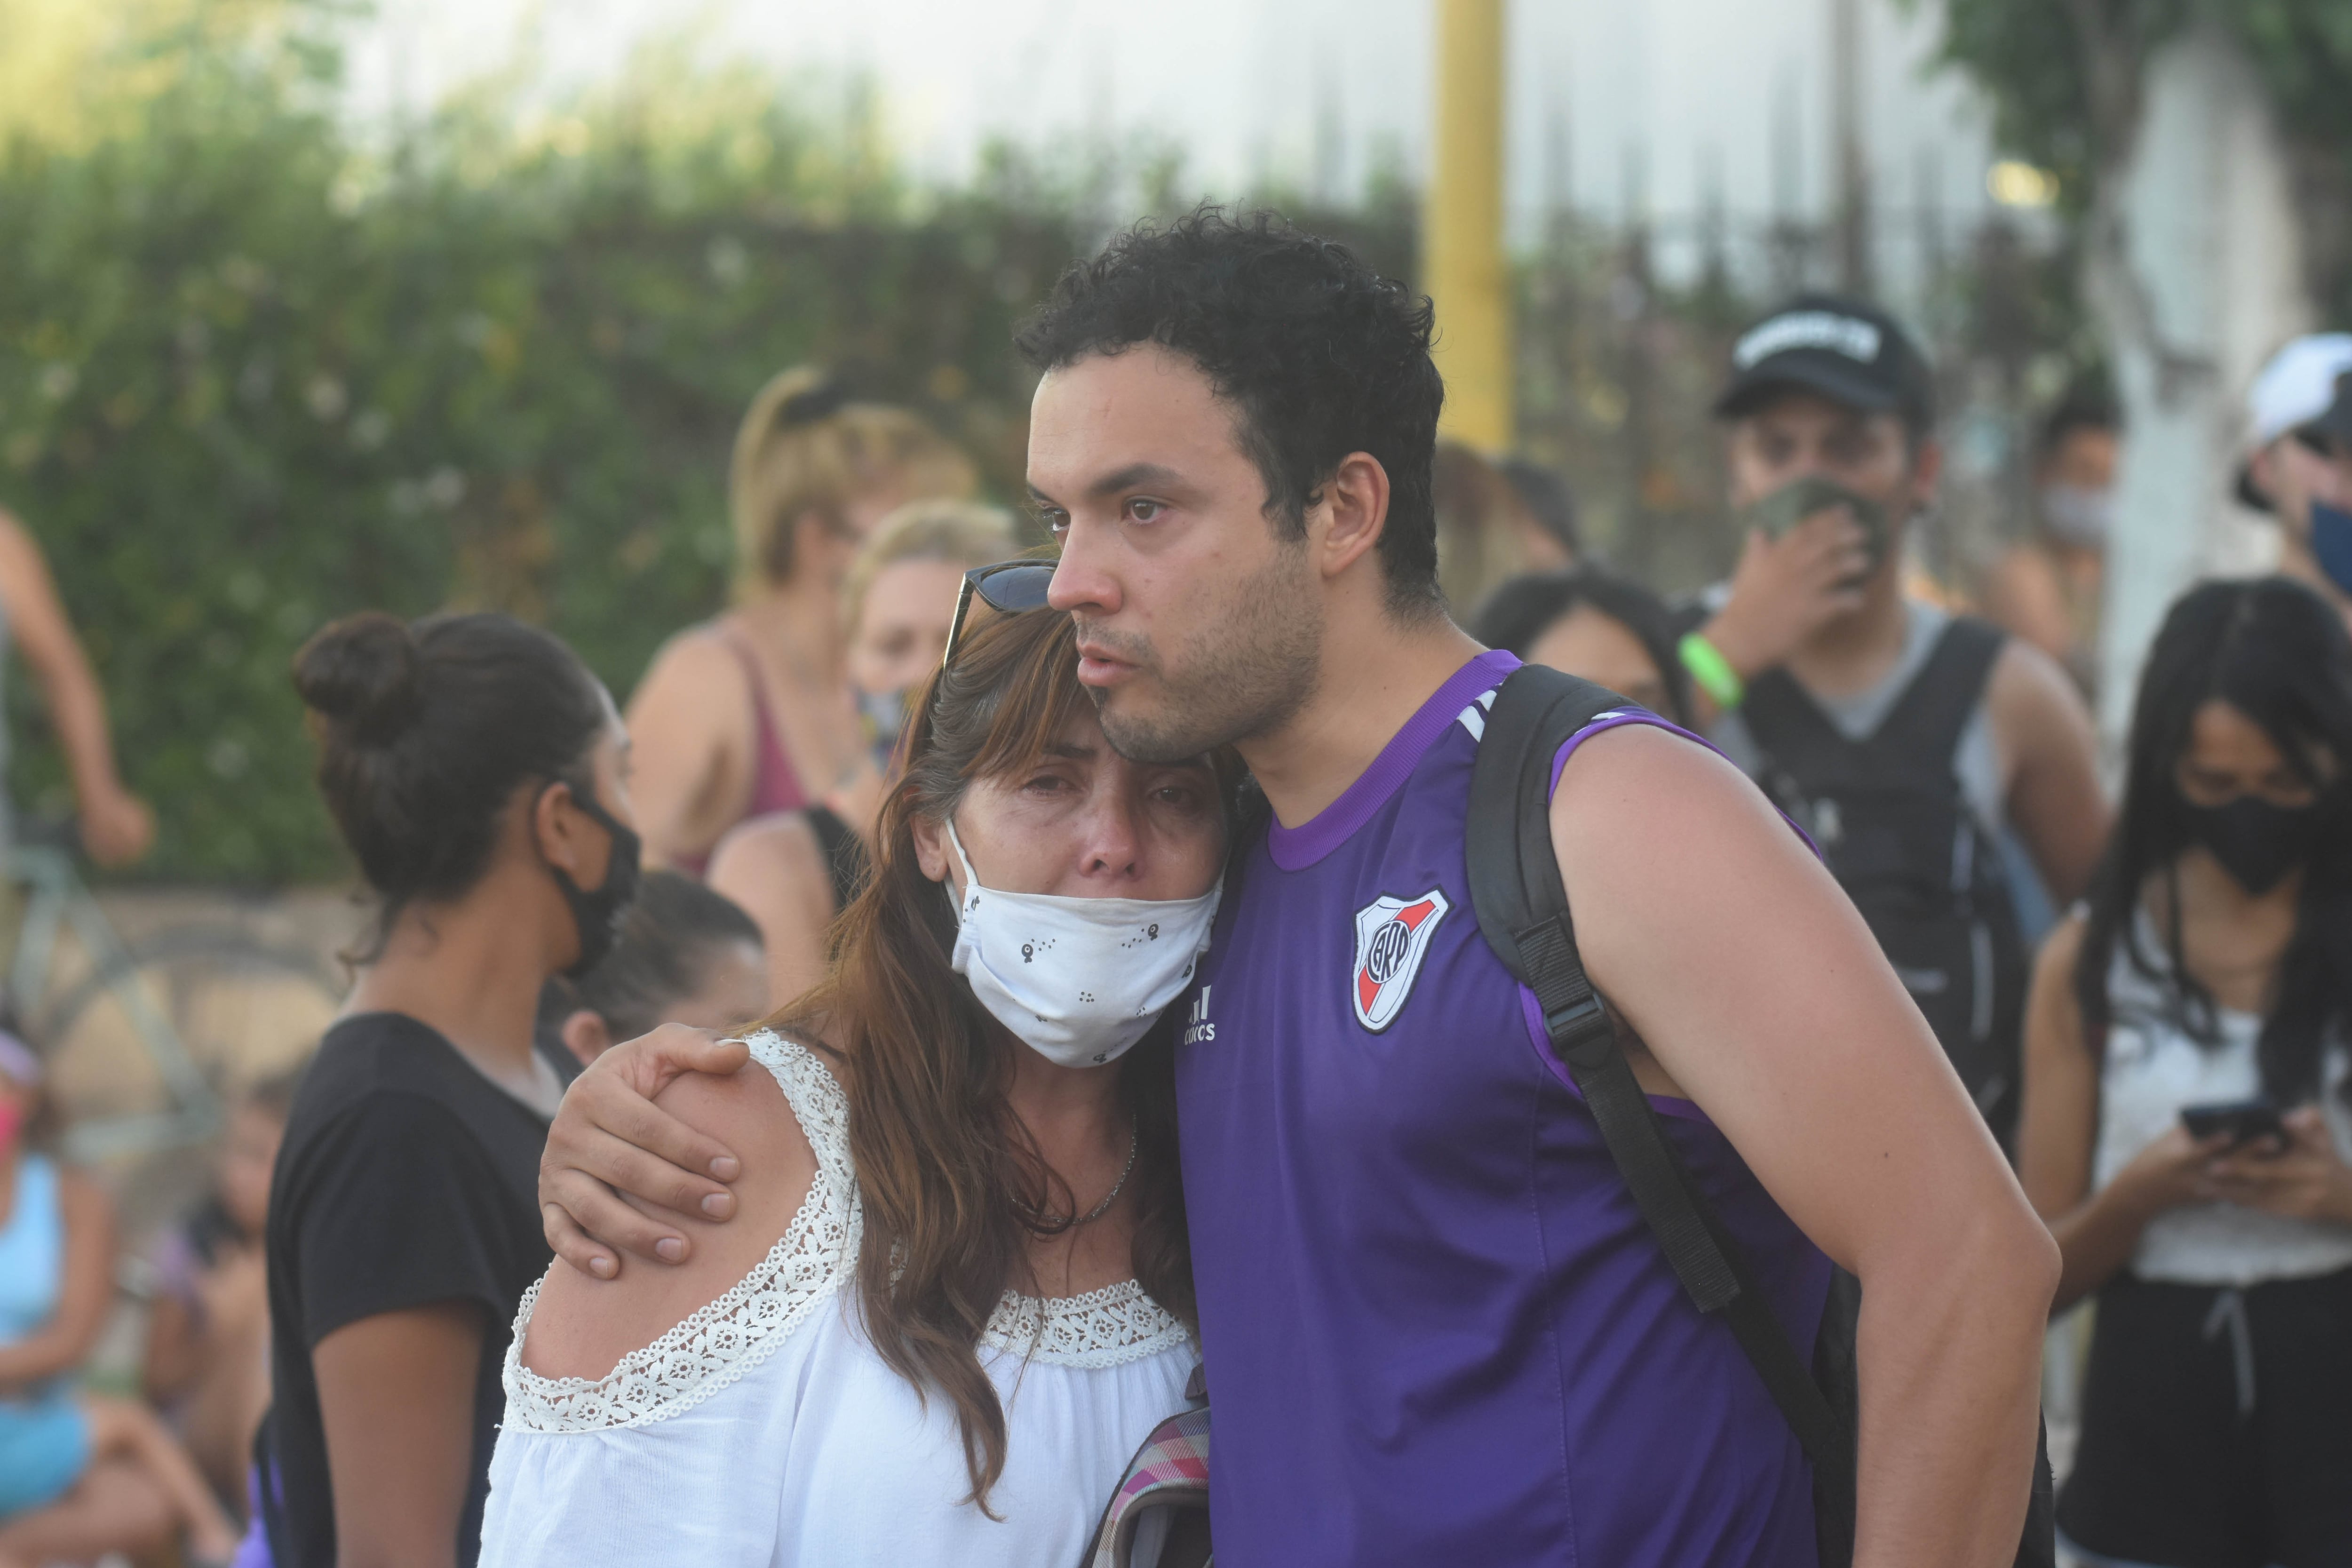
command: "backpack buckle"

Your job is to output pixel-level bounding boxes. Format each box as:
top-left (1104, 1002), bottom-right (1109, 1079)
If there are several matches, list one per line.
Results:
top-left (1543, 993), bottom-right (1614, 1059)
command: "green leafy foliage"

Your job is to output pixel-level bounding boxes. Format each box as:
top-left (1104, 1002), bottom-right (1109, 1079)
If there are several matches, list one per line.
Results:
top-left (1925, 0), bottom-right (2352, 215)
top-left (0, 17), bottom-right (1099, 881)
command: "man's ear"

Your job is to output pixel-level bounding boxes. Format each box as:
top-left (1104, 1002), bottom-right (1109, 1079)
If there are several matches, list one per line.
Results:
top-left (560, 1009), bottom-right (615, 1068)
top-left (2246, 444), bottom-right (2281, 511)
top-left (1313, 451), bottom-right (1391, 582)
top-left (1907, 436), bottom-right (1944, 512)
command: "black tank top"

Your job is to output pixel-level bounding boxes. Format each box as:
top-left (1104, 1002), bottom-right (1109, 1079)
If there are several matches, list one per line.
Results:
top-left (1741, 616), bottom-right (2030, 1148)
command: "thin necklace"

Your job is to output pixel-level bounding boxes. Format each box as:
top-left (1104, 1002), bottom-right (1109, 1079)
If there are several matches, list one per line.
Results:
top-left (1020, 1123), bottom-right (1139, 1229)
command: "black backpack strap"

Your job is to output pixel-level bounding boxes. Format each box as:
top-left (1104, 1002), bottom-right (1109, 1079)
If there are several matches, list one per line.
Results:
top-left (1867, 616), bottom-right (2004, 765)
top-left (1740, 665), bottom-right (1851, 764)
top-left (1740, 615), bottom-right (2006, 780)
top-left (1466, 664), bottom-right (1851, 1481)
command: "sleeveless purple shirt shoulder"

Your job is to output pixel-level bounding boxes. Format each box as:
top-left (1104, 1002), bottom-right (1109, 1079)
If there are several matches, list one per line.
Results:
top-left (1178, 649), bottom-right (1831, 1567)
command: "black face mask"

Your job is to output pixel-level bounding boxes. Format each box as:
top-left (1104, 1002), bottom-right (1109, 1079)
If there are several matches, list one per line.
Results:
top-left (2180, 795), bottom-right (2320, 896)
top-left (550, 785), bottom-right (643, 978)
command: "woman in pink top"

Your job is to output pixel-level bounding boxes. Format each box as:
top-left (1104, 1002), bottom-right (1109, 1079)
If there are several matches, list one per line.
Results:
top-left (626, 368), bottom-right (977, 874)
top-left (708, 498), bottom-right (1021, 1006)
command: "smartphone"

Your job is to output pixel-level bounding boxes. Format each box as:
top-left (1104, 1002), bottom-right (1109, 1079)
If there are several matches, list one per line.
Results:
top-left (1741, 475), bottom-right (1890, 581)
top-left (2179, 1098), bottom-right (2287, 1150)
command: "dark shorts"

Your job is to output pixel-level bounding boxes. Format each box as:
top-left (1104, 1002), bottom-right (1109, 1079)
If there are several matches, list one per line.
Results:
top-left (2057, 1266), bottom-right (2352, 1568)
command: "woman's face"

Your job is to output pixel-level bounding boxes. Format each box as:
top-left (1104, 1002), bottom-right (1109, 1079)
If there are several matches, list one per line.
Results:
top-left (914, 707), bottom-right (1224, 902)
top-left (218, 1102), bottom-right (286, 1236)
top-left (848, 557), bottom-right (969, 700)
top-left (840, 485), bottom-right (914, 542)
top-left (1525, 605), bottom-right (1674, 719)
top-left (2174, 699), bottom-right (2335, 809)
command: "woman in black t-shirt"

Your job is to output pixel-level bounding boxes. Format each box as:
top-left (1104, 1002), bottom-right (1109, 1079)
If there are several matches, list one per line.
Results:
top-left (254, 612), bottom-right (640, 1568)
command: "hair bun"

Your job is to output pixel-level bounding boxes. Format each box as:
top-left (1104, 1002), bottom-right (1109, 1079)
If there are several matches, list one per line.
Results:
top-left (294, 612), bottom-right (424, 743)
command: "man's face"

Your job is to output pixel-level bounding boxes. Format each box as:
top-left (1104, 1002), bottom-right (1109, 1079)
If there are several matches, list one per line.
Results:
top-left (2249, 432), bottom-right (2352, 538)
top-left (1029, 345), bottom-right (1320, 763)
top-left (2039, 425), bottom-right (2119, 493)
top-left (1724, 389), bottom-right (1934, 520)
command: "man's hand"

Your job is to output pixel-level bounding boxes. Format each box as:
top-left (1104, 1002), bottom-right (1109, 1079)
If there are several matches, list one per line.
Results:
top-left (1700, 507), bottom-right (1875, 682)
top-left (80, 783), bottom-right (154, 867)
top-left (538, 1024), bottom-right (751, 1278)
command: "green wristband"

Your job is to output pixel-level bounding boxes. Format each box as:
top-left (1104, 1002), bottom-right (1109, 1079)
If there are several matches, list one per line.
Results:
top-left (1678, 632), bottom-right (1745, 710)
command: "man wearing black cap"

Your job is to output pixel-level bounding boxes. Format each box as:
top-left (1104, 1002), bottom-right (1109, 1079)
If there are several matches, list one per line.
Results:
top-left (1678, 293), bottom-right (2107, 1149)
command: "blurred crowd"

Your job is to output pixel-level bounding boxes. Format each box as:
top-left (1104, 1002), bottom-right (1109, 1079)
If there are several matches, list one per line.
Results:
top-left (3, 242), bottom-right (2351, 1568)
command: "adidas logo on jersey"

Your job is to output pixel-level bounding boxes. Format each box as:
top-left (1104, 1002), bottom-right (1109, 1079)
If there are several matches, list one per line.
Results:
top-left (1351, 890), bottom-right (1449, 1033)
top-left (1182, 986), bottom-right (1216, 1045)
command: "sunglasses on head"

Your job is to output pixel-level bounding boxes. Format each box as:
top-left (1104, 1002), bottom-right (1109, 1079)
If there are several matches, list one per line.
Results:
top-left (940, 560), bottom-right (1057, 671)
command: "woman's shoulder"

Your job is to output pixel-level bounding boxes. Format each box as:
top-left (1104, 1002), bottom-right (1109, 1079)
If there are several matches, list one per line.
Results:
top-left (506, 1031), bottom-right (858, 1432)
top-left (707, 812), bottom-right (827, 897)
top-left (663, 1032), bottom-right (831, 1170)
top-left (624, 622), bottom-right (757, 726)
top-left (639, 619), bottom-right (755, 684)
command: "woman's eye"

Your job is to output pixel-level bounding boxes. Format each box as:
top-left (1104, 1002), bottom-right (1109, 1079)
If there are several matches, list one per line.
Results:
top-left (1037, 508), bottom-right (1069, 535)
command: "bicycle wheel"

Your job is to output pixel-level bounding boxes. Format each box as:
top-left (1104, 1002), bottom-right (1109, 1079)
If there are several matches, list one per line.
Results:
top-left (42, 927), bottom-right (345, 1161)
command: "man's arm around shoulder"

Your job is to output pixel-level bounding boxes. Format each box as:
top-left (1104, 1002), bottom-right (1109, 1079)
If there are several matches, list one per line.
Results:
top-left (526, 1059), bottom-right (817, 1382)
top-left (1553, 724), bottom-right (2058, 1568)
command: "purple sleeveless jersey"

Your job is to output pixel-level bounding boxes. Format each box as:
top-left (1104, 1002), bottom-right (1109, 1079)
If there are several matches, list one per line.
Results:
top-left (1179, 649), bottom-right (1833, 1566)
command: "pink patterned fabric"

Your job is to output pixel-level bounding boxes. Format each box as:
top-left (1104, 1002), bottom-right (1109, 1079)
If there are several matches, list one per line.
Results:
top-left (1089, 1406), bottom-right (1209, 1568)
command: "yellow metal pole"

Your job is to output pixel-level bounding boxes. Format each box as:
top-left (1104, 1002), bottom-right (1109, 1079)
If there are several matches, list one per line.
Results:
top-left (1425, 0), bottom-right (1511, 452)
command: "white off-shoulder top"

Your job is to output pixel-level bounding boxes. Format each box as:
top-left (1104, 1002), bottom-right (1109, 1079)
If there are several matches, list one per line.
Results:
top-left (478, 1031), bottom-right (1194, 1566)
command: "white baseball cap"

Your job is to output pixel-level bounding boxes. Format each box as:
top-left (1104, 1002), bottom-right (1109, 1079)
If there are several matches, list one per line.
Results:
top-left (2238, 333), bottom-right (2352, 510)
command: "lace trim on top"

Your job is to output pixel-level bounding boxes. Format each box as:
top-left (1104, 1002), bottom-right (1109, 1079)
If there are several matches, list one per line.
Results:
top-left (981, 1277), bottom-right (1193, 1370)
top-left (501, 1031), bottom-right (858, 1433)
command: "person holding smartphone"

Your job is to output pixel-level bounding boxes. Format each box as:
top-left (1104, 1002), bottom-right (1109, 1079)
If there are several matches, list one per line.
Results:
top-left (2016, 576), bottom-right (2352, 1568)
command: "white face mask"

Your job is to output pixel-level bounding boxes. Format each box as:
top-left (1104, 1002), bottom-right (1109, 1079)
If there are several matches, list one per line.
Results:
top-left (945, 821), bottom-right (1221, 1068)
top-left (2038, 482), bottom-right (2114, 550)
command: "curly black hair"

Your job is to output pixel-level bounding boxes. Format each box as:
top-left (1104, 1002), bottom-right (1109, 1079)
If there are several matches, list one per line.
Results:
top-left (1015, 207), bottom-right (1446, 616)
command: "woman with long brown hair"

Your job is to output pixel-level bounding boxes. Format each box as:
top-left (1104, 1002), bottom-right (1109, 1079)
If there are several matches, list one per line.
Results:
top-left (482, 573), bottom-right (1228, 1563)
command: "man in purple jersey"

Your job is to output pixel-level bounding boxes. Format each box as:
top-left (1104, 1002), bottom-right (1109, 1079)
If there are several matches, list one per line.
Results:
top-left (539, 212), bottom-right (2058, 1566)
